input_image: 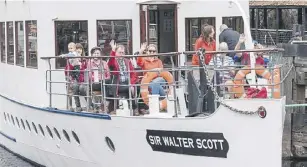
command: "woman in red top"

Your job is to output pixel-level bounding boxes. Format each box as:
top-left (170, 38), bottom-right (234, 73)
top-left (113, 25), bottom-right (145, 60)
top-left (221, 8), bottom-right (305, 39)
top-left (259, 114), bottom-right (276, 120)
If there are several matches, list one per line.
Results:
top-left (192, 25), bottom-right (216, 65)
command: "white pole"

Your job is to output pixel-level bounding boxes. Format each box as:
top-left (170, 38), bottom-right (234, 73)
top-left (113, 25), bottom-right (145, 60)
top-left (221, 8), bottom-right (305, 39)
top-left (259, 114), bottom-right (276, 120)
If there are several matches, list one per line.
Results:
top-left (230, 0), bottom-right (256, 87)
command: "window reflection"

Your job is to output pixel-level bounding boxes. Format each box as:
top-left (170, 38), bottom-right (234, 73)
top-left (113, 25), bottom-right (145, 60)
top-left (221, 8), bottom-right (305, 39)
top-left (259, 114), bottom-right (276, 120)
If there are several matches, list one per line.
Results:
top-left (185, 17), bottom-right (216, 60)
top-left (222, 17), bottom-right (244, 33)
top-left (55, 21), bottom-right (88, 68)
top-left (97, 20), bottom-right (132, 56)
top-left (15, 21), bottom-right (24, 66)
top-left (6, 21), bottom-right (14, 64)
top-left (26, 21), bottom-right (37, 68)
top-left (0, 22), bottom-right (5, 63)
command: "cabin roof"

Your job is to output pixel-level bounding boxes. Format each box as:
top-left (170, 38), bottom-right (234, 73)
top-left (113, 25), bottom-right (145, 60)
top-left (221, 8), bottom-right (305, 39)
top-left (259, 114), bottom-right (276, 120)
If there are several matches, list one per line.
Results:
top-left (250, 0), bottom-right (307, 6)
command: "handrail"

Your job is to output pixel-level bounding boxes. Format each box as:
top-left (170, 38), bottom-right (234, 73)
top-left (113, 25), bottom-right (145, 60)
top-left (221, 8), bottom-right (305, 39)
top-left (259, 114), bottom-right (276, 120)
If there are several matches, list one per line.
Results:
top-left (40, 48), bottom-right (284, 59)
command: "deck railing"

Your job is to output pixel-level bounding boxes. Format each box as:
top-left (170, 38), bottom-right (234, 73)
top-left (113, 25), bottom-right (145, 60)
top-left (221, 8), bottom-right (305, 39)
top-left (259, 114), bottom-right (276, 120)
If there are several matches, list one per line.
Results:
top-left (41, 48), bottom-right (287, 116)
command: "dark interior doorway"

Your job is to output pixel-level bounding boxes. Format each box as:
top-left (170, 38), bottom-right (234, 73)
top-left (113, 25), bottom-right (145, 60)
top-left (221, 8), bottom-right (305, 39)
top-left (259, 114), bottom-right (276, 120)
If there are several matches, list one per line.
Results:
top-left (140, 4), bottom-right (177, 66)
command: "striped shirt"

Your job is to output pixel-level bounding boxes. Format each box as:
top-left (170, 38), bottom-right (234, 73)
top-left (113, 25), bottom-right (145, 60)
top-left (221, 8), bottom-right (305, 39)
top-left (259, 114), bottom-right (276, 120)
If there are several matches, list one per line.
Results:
top-left (209, 55), bottom-right (234, 81)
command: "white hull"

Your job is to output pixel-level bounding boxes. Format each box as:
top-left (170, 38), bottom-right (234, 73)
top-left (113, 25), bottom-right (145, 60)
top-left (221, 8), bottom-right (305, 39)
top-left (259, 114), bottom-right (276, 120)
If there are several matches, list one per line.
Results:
top-left (0, 94), bottom-right (286, 167)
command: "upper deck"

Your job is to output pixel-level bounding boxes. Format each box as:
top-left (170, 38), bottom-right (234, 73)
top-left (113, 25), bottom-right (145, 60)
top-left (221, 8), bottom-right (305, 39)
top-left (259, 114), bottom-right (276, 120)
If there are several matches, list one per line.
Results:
top-left (0, 0), bottom-right (250, 108)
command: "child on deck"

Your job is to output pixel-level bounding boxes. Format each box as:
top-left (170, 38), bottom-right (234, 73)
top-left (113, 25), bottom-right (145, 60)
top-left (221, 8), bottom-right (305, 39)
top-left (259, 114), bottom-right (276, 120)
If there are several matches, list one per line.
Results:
top-left (61, 42), bottom-right (82, 81)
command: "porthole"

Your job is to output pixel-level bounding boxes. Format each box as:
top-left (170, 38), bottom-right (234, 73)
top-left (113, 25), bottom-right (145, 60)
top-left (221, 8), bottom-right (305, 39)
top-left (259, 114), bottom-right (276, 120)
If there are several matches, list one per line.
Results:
top-left (38, 124), bottom-right (45, 136)
top-left (63, 130), bottom-right (70, 142)
top-left (3, 112), bottom-right (6, 121)
top-left (53, 128), bottom-right (61, 140)
top-left (105, 136), bottom-right (115, 152)
top-left (72, 131), bottom-right (80, 144)
top-left (26, 120), bottom-right (31, 131)
top-left (46, 126), bottom-right (53, 138)
top-left (11, 115), bottom-right (15, 125)
top-left (21, 119), bottom-right (25, 130)
top-left (15, 117), bottom-right (20, 128)
top-left (32, 122), bottom-right (38, 134)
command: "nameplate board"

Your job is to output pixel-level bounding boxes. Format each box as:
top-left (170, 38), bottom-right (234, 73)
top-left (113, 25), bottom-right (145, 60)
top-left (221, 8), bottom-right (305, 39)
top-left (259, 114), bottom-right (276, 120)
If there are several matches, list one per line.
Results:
top-left (146, 129), bottom-right (229, 158)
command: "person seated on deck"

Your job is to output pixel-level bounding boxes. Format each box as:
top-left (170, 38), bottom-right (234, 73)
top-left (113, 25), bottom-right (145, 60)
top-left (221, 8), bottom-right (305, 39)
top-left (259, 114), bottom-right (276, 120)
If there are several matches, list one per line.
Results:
top-left (234, 35), bottom-right (265, 66)
top-left (137, 44), bottom-right (167, 94)
top-left (82, 47), bottom-right (111, 113)
top-left (209, 42), bottom-right (235, 98)
top-left (192, 24), bottom-right (216, 66)
top-left (62, 42), bottom-right (83, 111)
top-left (108, 40), bottom-right (138, 115)
top-left (136, 43), bottom-right (168, 114)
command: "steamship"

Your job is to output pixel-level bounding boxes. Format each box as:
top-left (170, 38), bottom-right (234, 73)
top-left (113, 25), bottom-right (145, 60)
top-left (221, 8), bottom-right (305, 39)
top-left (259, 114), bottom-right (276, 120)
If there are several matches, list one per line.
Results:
top-left (0, 0), bottom-right (286, 167)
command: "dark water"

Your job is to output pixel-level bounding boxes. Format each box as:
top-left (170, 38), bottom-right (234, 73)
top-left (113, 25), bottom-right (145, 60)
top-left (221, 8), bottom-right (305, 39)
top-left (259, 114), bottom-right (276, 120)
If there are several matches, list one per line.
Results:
top-left (0, 146), bottom-right (305, 167)
top-left (0, 147), bottom-right (34, 167)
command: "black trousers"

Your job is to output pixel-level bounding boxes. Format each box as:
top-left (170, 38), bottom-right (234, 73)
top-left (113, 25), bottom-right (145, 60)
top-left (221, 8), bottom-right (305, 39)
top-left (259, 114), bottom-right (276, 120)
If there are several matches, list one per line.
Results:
top-left (108, 76), bottom-right (137, 112)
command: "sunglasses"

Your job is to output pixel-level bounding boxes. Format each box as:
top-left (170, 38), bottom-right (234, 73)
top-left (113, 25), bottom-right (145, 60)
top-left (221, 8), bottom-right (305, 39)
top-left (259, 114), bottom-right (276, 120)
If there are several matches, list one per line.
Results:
top-left (117, 51), bottom-right (125, 54)
top-left (148, 50), bottom-right (156, 53)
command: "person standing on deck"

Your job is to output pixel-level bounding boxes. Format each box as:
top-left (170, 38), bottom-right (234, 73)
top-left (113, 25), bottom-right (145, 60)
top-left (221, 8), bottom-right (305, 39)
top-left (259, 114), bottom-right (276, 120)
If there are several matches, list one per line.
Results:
top-left (192, 24), bottom-right (216, 65)
top-left (219, 24), bottom-right (240, 58)
top-left (108, 40), bottom-right (138, 115)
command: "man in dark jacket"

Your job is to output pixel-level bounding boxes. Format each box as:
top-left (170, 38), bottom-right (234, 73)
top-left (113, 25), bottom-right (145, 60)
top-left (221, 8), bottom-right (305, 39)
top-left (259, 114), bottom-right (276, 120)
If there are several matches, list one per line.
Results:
top-left (219, 24), bottom-right (240, 58)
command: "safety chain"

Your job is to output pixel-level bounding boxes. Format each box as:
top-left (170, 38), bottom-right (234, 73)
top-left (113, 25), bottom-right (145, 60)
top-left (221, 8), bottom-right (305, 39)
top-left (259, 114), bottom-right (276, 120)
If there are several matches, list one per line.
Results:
top-left (197, 49), bottom-right (264, 116)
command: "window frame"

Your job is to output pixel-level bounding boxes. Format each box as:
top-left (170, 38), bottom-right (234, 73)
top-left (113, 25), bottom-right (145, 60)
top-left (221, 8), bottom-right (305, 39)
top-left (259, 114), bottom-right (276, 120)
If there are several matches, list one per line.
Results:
top-left (96, 19), bottom-right (133, 56)
top-left (25, 20), bottom-right (38, 68)
top-left (185, 17), bottom-right (216, 61)
top-left (6, 21), bottom-right (14, 65)
top-left (54, 20), bottom-right (89, 69)
top-left (0, 22), bottom-right (6, 63)
top-left (222, 16), bottom-right (244, 34)
top-left (15, 21), bottom-right (25, 67)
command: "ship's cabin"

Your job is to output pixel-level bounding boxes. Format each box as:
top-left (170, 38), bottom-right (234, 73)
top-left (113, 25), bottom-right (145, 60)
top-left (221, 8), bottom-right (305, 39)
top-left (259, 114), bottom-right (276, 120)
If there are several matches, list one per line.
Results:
top-left (0, 0), bottom-right (286, 117)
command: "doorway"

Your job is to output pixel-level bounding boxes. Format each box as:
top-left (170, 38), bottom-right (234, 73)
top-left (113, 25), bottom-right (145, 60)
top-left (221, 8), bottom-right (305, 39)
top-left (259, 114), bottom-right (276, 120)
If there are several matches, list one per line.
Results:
top-left (140, 4), bottom-right (177, 66)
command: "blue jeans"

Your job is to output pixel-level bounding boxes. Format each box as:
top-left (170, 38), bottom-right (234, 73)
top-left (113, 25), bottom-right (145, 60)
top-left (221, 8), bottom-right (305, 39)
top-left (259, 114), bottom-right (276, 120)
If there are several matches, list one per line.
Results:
top-left (149, 77), bottom-right (166, 97)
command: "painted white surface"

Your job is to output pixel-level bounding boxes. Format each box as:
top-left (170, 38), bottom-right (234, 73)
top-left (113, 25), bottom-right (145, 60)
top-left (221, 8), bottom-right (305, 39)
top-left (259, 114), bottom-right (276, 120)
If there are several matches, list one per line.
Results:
top-left (0, 95), bottom-right (285, 167)
top-left (0, 0), bottom-right (249, 108)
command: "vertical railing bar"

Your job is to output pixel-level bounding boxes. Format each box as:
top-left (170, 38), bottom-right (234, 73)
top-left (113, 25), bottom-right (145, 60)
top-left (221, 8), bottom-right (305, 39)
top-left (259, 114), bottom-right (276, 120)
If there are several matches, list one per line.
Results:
top-left (101, 58), bottom-right (107, 113)
top-left (48, 59), bottom-right (52, 108)
top-left (170, 55), bottom-right (178, 117)
top-left (127, 58), bottom-right (133, 116)
top-left (87, 60), bottom-right (92, 112)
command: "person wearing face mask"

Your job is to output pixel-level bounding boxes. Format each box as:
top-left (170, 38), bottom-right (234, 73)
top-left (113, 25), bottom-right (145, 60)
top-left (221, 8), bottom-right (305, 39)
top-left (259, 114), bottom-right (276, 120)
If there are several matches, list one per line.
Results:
top-left (192, 24), bottom-right (216, 65)
top-left (108, 40), bottom-right (138, 115)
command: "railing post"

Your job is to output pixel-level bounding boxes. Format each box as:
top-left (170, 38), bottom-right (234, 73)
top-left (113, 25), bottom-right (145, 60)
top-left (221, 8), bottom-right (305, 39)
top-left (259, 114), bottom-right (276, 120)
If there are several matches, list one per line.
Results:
top-left (148, 94), bottom-right (160, 115)
top-left (48, 59), bottom-right (52, 108)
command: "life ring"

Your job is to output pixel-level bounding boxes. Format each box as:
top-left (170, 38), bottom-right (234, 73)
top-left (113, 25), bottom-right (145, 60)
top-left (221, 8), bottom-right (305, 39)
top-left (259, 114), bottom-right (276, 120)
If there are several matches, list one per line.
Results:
top-left (232, 65), bottom-right (281, 98)
top-left (140, 71), bottom-right (174, 110)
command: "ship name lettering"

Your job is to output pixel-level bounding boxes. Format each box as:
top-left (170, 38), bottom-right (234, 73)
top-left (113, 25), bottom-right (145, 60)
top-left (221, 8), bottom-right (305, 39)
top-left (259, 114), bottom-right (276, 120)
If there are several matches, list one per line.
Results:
top-left (196, 139), bottom-right (224, 150)
top-left (162, 136), bottom-right (194, 148)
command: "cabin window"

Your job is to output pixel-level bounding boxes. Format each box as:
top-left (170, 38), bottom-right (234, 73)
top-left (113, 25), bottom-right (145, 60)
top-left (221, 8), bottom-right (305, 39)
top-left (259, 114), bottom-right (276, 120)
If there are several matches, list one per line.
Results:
top-left (280, 9), bottom-right (298, 30)
top-left (15, 21), bottom-right (25, 66)
top-left (25, 20), bottom-right (38, 68)
top-left (6, 21), bottom-right (14, 64)
top-left (250, 9), bottom-right (256, 28)
top-left (55, 21), bottom-right (88, 68)
top-left (97, 20), bottom-right (132, 56)
top-left (0, 22), bottom-right (5, 63)
top-left (258, 8), bottom-right (277, 29)
top-left (222, 17), bottom-right (244, 34)
top-left (185, 17), bottom-right (216, 60)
